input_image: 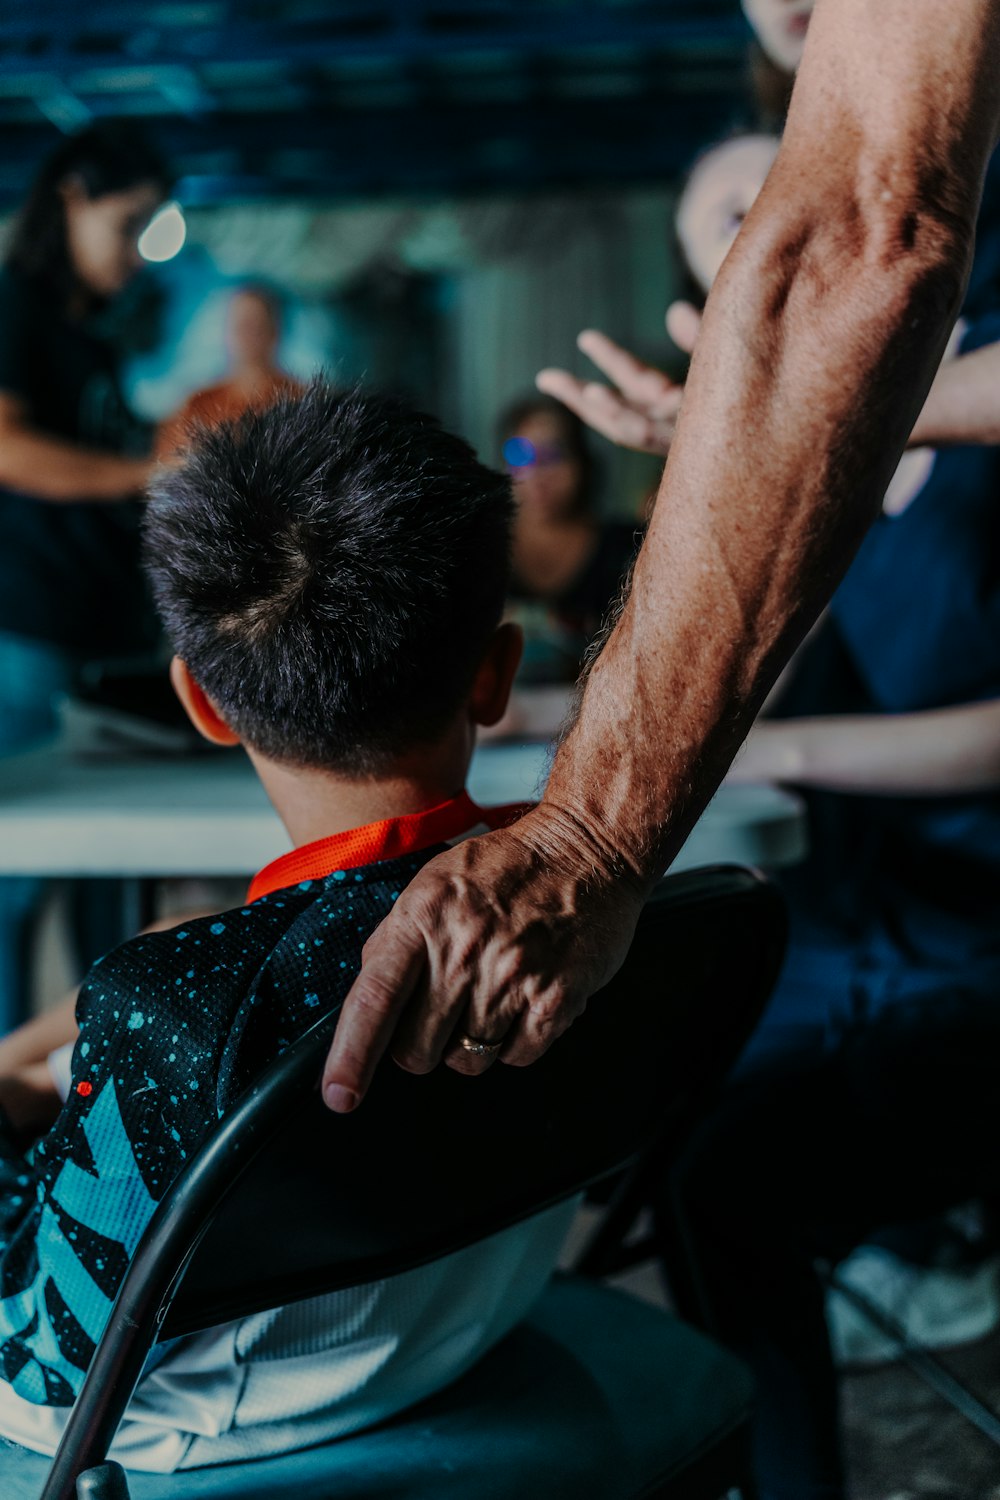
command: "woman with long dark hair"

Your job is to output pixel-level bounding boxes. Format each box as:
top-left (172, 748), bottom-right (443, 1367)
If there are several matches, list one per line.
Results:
top-left (0, 122), bottom-right (172, 1031)
top-left (498, 393), bottom-right (641, 689)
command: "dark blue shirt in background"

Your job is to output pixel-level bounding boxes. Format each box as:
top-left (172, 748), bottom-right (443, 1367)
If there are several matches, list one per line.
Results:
top-left (771, 309), bottom-right (1000, 1041)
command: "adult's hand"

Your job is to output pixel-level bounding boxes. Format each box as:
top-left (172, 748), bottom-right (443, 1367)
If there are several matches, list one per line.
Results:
top-left (535, 301), bottom-right (701, 457)
top-left (322, 804), bottom-right (646, 1113)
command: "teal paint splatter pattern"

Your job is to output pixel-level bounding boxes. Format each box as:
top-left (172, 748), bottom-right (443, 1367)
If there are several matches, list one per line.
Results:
top-left (0, 848), bottom-right (436, 1407)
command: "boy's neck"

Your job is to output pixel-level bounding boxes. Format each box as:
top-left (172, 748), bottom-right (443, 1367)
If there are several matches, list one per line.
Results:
top-left (246, 726), bottom-right (474, 850)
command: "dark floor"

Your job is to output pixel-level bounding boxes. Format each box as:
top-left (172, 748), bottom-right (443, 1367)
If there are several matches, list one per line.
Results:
top-left (585, 1223), bottom-right (1000, 1500)
top-left (842, 1330), bottom-right (1000, 1500)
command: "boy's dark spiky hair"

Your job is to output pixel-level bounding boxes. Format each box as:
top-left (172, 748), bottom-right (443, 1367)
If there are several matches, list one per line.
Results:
top-left (144, 381), bottom-right (513, 773)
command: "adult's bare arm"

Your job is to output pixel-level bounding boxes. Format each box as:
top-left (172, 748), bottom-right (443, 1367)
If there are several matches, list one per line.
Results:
top-left (0, 993), bottom-right (79, 1076)
top-left (909, 340), bottom-right (1000, 446)
top-left (323, 0), bottom-right (1000, 1114)
top-left (0, 393), bottom-right (152, 502)
top-left (729, 700), bottom-right (1000, 796)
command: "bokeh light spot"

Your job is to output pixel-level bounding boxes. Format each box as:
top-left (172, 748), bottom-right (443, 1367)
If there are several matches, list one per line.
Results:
top-left (139, 202), bottom-right (187, 263)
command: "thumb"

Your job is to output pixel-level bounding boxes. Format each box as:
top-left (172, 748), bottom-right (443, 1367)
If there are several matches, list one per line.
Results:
top-left (666, 300), bottom-right (702, 356)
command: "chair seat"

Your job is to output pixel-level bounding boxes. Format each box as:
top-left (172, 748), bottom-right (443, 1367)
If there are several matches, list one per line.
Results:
top-left (4, 1278), bottom-right (753, 1500)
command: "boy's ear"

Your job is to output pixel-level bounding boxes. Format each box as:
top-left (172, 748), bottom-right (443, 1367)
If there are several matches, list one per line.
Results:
top-left (169, 656), bottom-right (240, 746)
top-left (469, 622), bottom-right (524, 727)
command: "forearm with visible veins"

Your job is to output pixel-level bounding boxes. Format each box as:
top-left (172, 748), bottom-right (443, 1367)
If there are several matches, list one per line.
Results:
top-left (541, 0), bottom-right (1000, 887)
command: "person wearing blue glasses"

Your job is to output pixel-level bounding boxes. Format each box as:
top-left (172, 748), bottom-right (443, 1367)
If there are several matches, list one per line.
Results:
top-left (489, 396), bottom-right (641, 736)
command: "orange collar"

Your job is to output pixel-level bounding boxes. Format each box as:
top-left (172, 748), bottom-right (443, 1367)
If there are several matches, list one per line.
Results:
top-left (248, 790), bottom-right (514, 903)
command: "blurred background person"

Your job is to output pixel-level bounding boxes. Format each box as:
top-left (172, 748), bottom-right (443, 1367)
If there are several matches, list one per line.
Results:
top-left (502, 394), bottom-right (640, 686)
top-left (157, 283), bottom-right (303, 458)
top-left (0, 123), bottom-right (171, 1034)
top-left (481, 394), bottom-right (640, 742)
top-left (675, 132), bottom-right (779, 297)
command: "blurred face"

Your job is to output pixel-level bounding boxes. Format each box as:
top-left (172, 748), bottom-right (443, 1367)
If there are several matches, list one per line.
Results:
top-left (61, 179), bottom-right (163, 299)
top-left (225, 290), bottom-right (281, 368)
top-left (504, 413), bottom-right (583, 521)
top-left (677, 135), bottom-right (780, 295)
top-left (741, 0), bottom-right (814, 73)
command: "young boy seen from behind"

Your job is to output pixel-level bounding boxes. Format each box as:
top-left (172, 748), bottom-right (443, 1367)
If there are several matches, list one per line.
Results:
top-left (0, 383), bottom-right (576, 1473)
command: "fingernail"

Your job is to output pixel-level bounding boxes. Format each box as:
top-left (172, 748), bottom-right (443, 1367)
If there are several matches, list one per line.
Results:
top-left (324, 1083), bottom-right (358, 1113)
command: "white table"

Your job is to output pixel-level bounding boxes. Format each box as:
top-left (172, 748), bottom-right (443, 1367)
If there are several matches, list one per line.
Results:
top-left (0, 742), bottom-right (807, 879)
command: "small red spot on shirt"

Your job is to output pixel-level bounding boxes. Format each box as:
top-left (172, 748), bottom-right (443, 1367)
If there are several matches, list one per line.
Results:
top-left (76, 1081), bottom-right (93, 1098)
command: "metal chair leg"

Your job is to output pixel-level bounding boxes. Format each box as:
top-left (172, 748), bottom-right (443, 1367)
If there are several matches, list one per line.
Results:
top-left (825, 1265), bottom-right (1000, 1447)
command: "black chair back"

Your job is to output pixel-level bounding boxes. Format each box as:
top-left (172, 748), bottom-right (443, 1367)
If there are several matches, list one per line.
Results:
top-left (41, 865), bottom-right (785, 1500)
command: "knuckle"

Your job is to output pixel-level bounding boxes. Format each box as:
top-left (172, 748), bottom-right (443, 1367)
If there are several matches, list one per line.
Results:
top-left (350, 978), bottom-right (399, 1018)
top-left (528, 987), bottom-right (583, 1042)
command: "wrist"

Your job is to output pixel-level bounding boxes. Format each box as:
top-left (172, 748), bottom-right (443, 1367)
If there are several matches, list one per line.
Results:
top-left (731, 721), bottom-right (808, 786)
top-left (517, 795), bottom-right (656, 904)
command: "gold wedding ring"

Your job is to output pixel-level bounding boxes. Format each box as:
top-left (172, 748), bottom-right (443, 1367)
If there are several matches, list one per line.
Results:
top-left (458, 1034), bottom-right (504, 1058)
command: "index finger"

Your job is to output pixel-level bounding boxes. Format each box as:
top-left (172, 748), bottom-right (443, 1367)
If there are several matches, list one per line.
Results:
top-left (534, 366), bottom-right (590, 411)
top-left (576, 329), bottom-right (676, 406)
top-left (536, 369), bottom-right (647, 449)
top-left (322, 919), bottom-right (428, 1113)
